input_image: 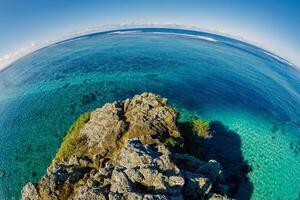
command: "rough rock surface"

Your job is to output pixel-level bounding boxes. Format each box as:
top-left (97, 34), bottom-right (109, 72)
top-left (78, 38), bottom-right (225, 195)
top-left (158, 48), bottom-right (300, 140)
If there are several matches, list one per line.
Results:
top-left (22, 93), bottom-right (231, 200)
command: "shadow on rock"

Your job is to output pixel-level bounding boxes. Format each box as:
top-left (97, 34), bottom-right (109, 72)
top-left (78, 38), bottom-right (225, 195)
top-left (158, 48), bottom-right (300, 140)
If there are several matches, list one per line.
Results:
top-left (179, 120), bottom-right (253, 199)
top-left (201, 121), bottom-right (253, 200)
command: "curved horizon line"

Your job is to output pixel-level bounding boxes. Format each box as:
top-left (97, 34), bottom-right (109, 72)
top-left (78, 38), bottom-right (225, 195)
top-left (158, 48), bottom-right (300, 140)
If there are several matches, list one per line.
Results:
top-left (0, 23), bottom-right (298, 72)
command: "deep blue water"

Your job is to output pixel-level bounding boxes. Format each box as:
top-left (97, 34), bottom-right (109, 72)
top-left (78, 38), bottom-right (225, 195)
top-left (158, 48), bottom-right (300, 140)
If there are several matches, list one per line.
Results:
top-left (0, 28), bottom-right (299, 200)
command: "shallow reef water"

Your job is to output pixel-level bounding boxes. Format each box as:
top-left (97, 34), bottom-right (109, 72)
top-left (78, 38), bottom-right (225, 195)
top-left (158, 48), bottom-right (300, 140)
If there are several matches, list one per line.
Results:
top-left (0, 28), bottom-right (299, 199)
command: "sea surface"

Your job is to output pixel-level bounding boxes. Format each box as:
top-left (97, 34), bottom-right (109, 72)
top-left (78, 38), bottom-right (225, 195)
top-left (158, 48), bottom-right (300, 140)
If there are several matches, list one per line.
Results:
top-left (0, 28), bottom-right (299, 200)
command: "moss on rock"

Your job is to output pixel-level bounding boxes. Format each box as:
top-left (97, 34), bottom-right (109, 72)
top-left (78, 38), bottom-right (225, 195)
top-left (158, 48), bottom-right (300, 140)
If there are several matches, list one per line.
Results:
top-left (54, 112), bottom-right (91, 163)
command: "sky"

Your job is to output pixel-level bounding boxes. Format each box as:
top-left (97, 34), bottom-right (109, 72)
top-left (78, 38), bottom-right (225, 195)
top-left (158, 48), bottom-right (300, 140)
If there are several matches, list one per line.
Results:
top-left (0, 0), bottom-right (299, 68)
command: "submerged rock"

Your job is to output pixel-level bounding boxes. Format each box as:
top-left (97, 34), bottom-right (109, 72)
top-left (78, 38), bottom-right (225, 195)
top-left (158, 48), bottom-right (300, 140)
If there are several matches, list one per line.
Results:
top-left (22, 93), bottom-right (232, 200)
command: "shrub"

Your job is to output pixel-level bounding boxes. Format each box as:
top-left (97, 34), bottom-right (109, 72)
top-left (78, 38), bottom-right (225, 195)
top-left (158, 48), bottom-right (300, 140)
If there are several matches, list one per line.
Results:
top-left (191, 118), bottom-right (211, 138)
top-left (164, 137), bottom-right (183, 149)
top-left (55, 112), bottom-right (91, 162)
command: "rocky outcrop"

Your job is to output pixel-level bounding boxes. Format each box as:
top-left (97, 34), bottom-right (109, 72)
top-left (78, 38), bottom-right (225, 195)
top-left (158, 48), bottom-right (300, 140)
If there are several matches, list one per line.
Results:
top-left (22, 93), bottom-right (231, 200)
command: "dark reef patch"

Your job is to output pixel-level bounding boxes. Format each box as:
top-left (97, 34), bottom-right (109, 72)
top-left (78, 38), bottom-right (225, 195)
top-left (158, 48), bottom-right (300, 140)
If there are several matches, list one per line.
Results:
top-left (31, 171), bottom-right (37, 177)
top-left (81, 93), bottom-right (97, 105)
top-left (271, 124), bottom-right (279, 133)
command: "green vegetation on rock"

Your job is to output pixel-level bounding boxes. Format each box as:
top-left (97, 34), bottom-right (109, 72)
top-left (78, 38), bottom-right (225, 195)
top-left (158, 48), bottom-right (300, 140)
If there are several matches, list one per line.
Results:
top-left (55, 112), bottom-right (91, 163)
top-left (190, 118), bottom-right (211, 138)
top-left (164, 137), bottom-right (183, 149)
top-left (174, 113), bottom-right (211, 157)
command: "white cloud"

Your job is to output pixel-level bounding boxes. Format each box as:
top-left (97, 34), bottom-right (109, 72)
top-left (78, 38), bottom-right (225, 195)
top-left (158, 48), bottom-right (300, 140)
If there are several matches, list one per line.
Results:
top-left (0, 44), bottom-right (35, 70)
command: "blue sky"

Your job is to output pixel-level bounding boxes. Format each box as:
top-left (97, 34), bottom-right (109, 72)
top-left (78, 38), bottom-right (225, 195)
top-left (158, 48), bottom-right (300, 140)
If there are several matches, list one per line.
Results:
top-left (0, 0), bottom-right (299, 67)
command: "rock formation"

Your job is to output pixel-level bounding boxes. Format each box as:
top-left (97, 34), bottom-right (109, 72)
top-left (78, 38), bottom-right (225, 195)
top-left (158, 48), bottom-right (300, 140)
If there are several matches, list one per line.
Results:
top-left (22, 93), bottom-right (232, 200)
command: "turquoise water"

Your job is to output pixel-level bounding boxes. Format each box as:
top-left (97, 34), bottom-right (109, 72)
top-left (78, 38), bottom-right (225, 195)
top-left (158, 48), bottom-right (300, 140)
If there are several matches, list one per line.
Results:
top-left (0, 28), bottom-right (299, 200)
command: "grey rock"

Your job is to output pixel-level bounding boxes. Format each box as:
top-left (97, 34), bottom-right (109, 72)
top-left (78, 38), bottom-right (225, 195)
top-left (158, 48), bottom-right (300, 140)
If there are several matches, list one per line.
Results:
top-left (124, 93), bottom-right (180, 142)
top-left (75, 186), bottom-right (107, 200)
top-left (113, 139), bottom-right (183, 195)
top-left (80, 101), bottom-right (127, 158)
top-left (110, 167), bottom-right (133, 193)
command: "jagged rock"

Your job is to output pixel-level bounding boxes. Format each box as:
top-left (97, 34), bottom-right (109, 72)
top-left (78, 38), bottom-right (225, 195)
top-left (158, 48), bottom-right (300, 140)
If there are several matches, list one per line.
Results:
top-left (124, 93), bottom-right (181, 142)
top-left (80, 101), bottom-right (127, 158)
top-left (21, 93), bottom-right (231, 200)
top-left (75, 186), bottom-right (107, 200)
top-left (110, 167), bottom-right (134, 193)
top-left (69, 155), bottom-right (93, 167)
top-left (112, 139), bottom-right (184, 196)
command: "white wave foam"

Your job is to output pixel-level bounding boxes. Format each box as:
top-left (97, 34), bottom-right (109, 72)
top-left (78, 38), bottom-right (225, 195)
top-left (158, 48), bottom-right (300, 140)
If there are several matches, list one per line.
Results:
top-left (262, 50), bottom-right (294, 66)
top-left (108, 30), bottom-right (142, 35)
top-left (146, 32), bottom-right (217, 42)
